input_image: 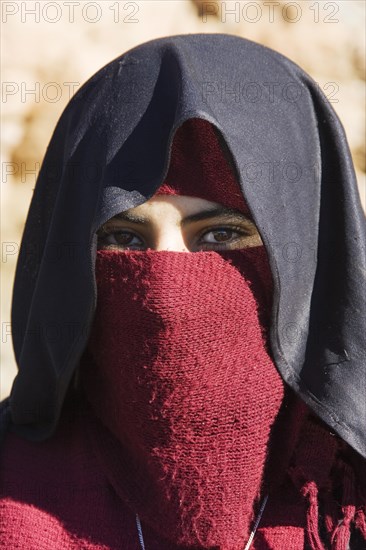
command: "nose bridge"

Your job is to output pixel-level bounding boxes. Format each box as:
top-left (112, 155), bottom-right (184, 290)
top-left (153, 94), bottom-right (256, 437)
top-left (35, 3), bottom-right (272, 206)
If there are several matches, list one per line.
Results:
top-left (154, 225), bottom-right (189, 252)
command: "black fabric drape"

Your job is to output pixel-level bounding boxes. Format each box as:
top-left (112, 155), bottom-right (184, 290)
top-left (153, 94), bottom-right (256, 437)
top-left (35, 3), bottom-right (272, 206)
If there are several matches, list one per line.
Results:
top-left (5, 34), bottom-right (365, 457)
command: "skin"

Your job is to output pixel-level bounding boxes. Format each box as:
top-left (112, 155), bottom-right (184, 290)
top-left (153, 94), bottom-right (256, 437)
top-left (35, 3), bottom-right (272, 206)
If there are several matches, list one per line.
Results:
top-left (97, 194), bottom-right (263, 252)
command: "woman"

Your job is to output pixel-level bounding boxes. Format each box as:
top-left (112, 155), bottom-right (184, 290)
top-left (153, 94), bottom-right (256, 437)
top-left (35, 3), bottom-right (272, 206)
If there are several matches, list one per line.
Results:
top-left (0, 34), bottom-right (365, 549)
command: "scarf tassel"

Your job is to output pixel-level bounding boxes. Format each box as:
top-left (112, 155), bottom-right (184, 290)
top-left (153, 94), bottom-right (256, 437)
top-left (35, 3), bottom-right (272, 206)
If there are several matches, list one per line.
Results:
top-left (288, 433), bottom-right (366, 550)
top-left (330, 461), bottom-right (356, 550)
top-left (354, 506), bottom-right (366, 538)
top-left (288, 466), bottom-right (326, 550)
top-left (302, 480), bottom-right (326, 550)
top-left (330, 505), bottom-right (355, 550)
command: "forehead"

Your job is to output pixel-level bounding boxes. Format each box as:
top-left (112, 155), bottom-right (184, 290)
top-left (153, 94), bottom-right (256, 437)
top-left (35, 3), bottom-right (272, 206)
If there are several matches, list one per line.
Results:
top-left (127, 195), bottom-right (222, 217)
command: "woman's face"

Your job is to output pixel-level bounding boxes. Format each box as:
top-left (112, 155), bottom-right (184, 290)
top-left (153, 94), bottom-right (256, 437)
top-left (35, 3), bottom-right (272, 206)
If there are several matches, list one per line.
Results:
top-left (97, 195), bottom-right (262, 252)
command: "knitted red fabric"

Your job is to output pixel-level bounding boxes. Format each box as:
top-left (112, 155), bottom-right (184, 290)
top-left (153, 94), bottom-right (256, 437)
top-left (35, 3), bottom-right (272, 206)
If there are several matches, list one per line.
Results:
top-left (80, 246), bottom-right (283, 549)
top-left (0, 397), bottom-right (181, 550)
top-left (1, 116), bottom-right (365, 550)
top-left (154, 118), bottom-right (250, 215)
top-left (1, 392), bottom-right (364, 549)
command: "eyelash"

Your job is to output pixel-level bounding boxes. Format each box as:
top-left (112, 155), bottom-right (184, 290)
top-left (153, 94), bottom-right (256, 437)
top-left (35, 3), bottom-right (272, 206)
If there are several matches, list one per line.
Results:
top-left (97, 225), bottom-right (251, 250)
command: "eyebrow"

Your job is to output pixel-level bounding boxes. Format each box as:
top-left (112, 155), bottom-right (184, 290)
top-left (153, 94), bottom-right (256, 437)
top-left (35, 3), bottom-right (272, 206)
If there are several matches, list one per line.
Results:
top-left (111, 206), bottom-right (252, 227)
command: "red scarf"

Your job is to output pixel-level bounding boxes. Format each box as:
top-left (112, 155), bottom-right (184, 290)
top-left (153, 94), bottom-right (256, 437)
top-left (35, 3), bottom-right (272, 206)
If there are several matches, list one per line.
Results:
top-left (81, 245), bottom-right (282, 548)
top-left (80, 117), bottom-right (285, 547)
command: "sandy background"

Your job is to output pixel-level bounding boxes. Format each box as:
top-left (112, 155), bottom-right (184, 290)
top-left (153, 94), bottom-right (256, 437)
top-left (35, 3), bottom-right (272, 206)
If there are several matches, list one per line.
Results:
top-left (1, 0), bottom-right (365, 399)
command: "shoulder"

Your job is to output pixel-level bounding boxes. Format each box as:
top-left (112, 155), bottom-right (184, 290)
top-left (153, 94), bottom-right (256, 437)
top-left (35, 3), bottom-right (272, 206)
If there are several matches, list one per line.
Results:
top-left (0, 396), bottom-right (143, 549)
top-left (0, 396), bottom-right (98, 483)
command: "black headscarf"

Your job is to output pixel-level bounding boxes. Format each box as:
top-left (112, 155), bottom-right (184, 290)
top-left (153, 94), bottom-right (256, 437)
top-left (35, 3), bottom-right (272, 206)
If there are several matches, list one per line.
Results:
top-left (4, 34), bottom-right (366, 458)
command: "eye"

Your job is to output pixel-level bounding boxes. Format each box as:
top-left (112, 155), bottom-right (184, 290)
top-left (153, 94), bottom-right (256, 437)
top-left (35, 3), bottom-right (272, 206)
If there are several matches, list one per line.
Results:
top-left (97, 228), bottom-right (144, 250)
top-left (201, 228), bottom-right (238, 243)
top-left (197, 226), bottom-right (251, 249)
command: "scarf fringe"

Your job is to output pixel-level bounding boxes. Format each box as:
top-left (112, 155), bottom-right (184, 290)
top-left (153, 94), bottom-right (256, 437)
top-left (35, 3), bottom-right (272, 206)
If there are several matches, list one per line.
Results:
top-left (288, 466), bottom-right (326, 550)
top-left (354, 507), bottom-right (366, 538)
top-left (288, 448), bottom-right (366, 550)
top-left (330, 461), bottom-right (354, 550)
top-left (302, 480), bottom-right (326, 550)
